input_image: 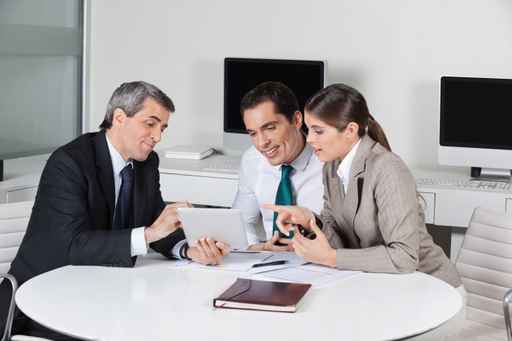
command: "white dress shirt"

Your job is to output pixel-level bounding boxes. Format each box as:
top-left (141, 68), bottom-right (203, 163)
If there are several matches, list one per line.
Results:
top-left (105, 136), bottom-right (148, 256)
top-left (232, 143), bottom-right (324, 245)
top-left (336, 139), bottom-right (361, 194)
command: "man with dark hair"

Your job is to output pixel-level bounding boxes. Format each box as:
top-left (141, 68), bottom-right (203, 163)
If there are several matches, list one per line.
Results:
top-left (0, 81), bottom-right (227, 339)
top-left (233, 81), bottom-right (324, 251)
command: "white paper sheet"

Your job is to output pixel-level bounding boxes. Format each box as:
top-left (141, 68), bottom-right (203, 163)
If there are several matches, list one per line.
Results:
top-left (248, 252), bottom-right (306, 274)
top-left (254, 263), bottom-right (361, 288)
top-left (184, 251), bottom-right (306, 273)
top-left (188, 252), bottom-right (271, 272)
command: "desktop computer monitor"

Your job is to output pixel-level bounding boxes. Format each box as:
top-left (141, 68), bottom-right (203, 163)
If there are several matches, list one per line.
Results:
top-left (222, 57), bottom-right (325, 153)
top-left (438, 76), bottom-right (512, 178)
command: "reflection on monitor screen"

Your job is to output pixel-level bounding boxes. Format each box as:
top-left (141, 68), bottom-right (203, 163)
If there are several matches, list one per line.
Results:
top-left (222, 58), bottom-right (325, 153)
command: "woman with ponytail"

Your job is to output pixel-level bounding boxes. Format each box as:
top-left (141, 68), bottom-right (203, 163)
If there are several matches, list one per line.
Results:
top-left (265, 84), bottom-right (462, 290)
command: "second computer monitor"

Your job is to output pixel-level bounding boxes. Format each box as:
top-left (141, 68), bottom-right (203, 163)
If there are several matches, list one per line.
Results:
top-left (439, 76), bottom-right (512, 176)
top-left (223, 57), bottom-right (325, 153)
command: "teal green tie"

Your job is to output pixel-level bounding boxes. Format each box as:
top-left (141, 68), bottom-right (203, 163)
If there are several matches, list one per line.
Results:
top-left (272, 164), bottom-right (294, 239)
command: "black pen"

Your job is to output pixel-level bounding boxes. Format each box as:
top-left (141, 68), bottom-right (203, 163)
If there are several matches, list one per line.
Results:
top-left (251, 260), bottom-right (288, 268)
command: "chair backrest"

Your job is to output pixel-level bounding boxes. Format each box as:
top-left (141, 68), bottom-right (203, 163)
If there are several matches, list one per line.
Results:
top-left (456, 207), bottom-right (512, 329)
top-left (0, 201), bottom-right (33, 274)
top-left (0, 273), bottom-right (18, 341)
top-left (504, 289), bottom-right (512, 341)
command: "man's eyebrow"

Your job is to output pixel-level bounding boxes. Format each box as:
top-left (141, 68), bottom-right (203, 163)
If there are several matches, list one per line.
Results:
top-left (246, 121), bottom-right (278, 133)
top-left (147, 115), bottom-right (168, 129)
top-left (148, 115), bottom-right (161, 122)
top-left (260, 121), bottom-right (278, 129)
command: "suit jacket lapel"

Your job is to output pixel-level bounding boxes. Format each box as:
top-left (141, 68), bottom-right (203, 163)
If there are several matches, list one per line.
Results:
top-left (350, 137), bottom-right (371, 180)
top-left (342, 135), bottom-right (377, 245)
top-left (93, 132), bottom-right (115, 225)
top-left (324, 158), bottom-right (357, 247)
top-left (329, 159), bottom-right (344, 202)
top-left (344, 137), bottom-right (368, 220)
top-left (323, 161), bottom-right (344, 239)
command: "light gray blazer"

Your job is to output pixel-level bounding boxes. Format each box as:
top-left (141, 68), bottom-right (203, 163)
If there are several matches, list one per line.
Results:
top-left (320, 135), bottom-right (461, 287)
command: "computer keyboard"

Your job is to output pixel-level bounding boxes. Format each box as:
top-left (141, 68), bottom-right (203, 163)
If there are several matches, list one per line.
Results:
top-left (201, 157), bottom-right (240, 173)
top-left (416, 178), bottom-right (512, 192)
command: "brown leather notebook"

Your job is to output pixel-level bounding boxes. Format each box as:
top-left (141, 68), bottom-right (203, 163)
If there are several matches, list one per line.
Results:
top-left (213, 278), bottom-right (311, 313)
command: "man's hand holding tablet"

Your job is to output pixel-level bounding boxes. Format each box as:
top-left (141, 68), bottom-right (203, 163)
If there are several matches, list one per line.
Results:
top-left (177, 208), bottom-right (251, 265)
top-left (186, 237), bottom-right (230, 265)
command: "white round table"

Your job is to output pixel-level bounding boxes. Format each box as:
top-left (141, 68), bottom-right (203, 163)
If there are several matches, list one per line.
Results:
top-left (16, 255), bottom-right (462, 341)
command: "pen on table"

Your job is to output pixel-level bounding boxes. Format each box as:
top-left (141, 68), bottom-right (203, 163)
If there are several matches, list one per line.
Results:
top-left (251, 260), bottom-right (288, 268)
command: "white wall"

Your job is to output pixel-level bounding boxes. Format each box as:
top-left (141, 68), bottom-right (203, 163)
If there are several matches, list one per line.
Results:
top-left (87, 0), bottom-right (512, 168)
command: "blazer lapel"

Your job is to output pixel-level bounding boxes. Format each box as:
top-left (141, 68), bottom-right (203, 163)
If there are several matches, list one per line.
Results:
top-left (329, 159), bottom-right (344, 203)
top-left (350, 135), bottom-right (375, 181)
top-left (93, 132), bottom-right (115, 225)
top-left (342, 135), bottom-right (377, 242)
top-left (325, 160), bottom-right (344, 229)
top-left (343, 139), bottom-right (366, 219)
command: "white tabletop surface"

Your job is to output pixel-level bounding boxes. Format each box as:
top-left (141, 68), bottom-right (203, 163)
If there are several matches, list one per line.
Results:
top-left (16, 254), bottom-right (462, 341)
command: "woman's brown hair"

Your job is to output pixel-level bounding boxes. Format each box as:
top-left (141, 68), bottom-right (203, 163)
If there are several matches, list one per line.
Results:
top-left (304, 83), bottom-right (391, 151)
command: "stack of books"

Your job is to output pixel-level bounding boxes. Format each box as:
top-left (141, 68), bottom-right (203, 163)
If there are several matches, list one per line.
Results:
top-left (164, 145), bottom-right (215, 160)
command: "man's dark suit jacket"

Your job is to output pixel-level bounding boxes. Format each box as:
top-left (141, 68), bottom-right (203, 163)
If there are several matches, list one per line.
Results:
top-left (0, 131), bottom-right (185, 337)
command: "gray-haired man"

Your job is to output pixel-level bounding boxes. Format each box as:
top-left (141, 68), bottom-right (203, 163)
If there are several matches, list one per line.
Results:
top-left (0, 81), bottom-right (227, 339)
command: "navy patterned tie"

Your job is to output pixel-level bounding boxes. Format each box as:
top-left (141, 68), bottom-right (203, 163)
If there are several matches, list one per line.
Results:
top-left (272, 164), bottom-right (294, 238)
top-left (113, 164), bottom-right (134, 229)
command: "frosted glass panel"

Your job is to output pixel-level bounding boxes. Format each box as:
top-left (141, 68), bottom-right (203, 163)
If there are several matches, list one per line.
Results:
top-left (0, 56), bottom-right (80, 158)
top-left (0, 0), bottom-right (80, 27)
top-left (0, 0), bottom-right (82, 159)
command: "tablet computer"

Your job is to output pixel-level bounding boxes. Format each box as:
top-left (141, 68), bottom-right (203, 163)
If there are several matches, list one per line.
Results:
top-left (177, 208), bottom-right (249, 251)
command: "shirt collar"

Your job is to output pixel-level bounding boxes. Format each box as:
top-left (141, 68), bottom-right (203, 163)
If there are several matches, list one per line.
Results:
top-left (337, 139), bottom-right (361, 181)
top-left (272, 140), bottom-right (313, 173)
top-left (289, 142), bottom-right (314, 172)
top-left (105, 134), bottom-right (132, 175)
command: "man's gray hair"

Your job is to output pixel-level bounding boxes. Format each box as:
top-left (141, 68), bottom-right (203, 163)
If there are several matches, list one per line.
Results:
top-left (99, 81), bottom-right (175, 130)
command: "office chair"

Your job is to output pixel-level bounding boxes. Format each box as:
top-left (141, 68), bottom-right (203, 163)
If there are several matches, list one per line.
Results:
top-left (0, 201), bottom-right (49, 341)
top-left (450, 207), bottom-right (512, 341)
top-left (505, 289), bottom-right (512, 341)
top-left (1, 274), bottom-right (17, 341)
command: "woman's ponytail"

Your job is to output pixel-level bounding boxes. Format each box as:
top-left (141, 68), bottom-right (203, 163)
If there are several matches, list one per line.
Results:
top-left (367, 114), bottom-right (391, 151)
top-left (305, 84), bottom-right (392, 151)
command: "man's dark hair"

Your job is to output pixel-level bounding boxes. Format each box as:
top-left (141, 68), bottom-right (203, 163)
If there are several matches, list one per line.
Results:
top-left (99, 81), bottom-right (175, 130)
top-left (240, 81), bottom-right (299, 122)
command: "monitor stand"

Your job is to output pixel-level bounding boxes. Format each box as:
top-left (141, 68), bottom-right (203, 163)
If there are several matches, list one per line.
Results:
top-left (470, 167), bottom-right (512, 182)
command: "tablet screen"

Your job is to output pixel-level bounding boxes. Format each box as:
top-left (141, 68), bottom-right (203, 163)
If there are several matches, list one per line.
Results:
top-left (177, 208), bottom-right (249, 250)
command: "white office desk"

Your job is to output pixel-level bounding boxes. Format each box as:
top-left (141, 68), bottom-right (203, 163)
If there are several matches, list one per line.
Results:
top-left (16, 254), bottom-right (462, 341)
top-left (0, 154), bottom-right (47, 203)
top-left (158, 153), bottom-right (239, 207)
top-left (159, 154), bottom-right (512, 259)
top-left (412, 167), bottom-right (512, 258)
top-left (4, 153), bottom-right (512, 258)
